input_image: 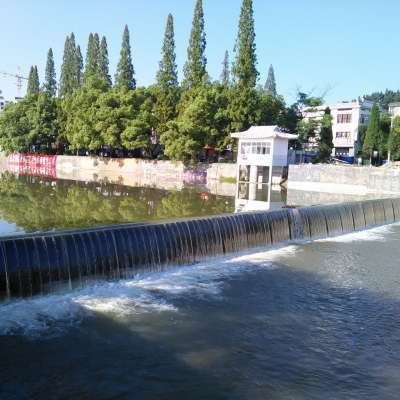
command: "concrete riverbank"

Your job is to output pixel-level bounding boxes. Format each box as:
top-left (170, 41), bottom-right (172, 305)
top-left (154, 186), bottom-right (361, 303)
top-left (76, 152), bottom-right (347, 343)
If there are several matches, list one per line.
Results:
top-left (288, 164), bottom-right (400, 195)
top-left (0, 155), bottom-right (237, 190)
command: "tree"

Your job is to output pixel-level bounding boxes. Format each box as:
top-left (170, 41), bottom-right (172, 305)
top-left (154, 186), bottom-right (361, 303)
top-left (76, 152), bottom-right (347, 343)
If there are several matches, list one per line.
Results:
top-left (183, 0), bottom-right (207, 88)
top-left (317, 107), bottom-right (333, 162)
top-left (27, 66), bottom-right (40, 96)
top-left (76, 45), bottom-right (83, 86)
top-left (154, 14), bottom-right (179, 135)
top-left (379, 112), bottom-right (391, 157)
top-left (0, 99), bottom-right (36, 152)
top-left (220, 50), bottom-right (230, 84)
top-left (364, 90), bottom-right (400, 111)
top-left (98, 36), bottom-right (112, 87)
top-left (61, 84), bottom-right (104, 152)
top-left (44, 48), bottom-right (57, 97)
top-left (265, 64), bottom-right (276, 96)
top-left (232, 0), bottom-right (258, 88)
top-left (59, 33), bottom-right (81, 97)
top-left (362, 103), bottom-right (381, 159)
top-left (389, 116), bottom-right (400, 161)
top-left (83, 33), bottom-right (100, 84)
top-left (115, 25), bottom-right (136, 90)
top-left (161, 81), bottom-right (218, 162)
top-left (31, 92), bottom-right (58, 151)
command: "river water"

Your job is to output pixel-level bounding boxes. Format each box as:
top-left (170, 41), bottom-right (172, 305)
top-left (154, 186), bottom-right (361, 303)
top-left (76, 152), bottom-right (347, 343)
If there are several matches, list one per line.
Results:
top-left (1, 222), bottom-right (400, 399)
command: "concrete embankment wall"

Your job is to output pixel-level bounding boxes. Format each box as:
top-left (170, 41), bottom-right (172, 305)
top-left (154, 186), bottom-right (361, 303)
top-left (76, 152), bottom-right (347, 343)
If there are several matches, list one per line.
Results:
top-left (0, 155), bottom-right (236, 190)
top-left (288, 164), bottom-right (400, 195)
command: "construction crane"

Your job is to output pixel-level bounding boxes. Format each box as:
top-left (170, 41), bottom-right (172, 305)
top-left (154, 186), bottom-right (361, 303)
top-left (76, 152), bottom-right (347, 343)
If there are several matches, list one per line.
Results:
top-left (0, 68), bottom-right (28, 98)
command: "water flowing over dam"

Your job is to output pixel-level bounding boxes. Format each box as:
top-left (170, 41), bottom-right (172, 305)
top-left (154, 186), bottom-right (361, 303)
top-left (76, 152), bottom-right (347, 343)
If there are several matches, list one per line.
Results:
top-left (1, 198), bottom-right (399, 299)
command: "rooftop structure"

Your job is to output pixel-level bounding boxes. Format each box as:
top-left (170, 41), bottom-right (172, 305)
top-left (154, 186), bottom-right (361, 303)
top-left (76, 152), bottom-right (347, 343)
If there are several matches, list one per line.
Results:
top-left (230, 126), bottom-right (297, 186)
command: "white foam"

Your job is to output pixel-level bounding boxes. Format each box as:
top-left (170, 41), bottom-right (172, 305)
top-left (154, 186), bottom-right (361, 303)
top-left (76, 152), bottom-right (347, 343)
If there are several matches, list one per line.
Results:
top-left (317, 222), bottom-right (400, 243)
top-left (0, 246), bottom-right (297, 337)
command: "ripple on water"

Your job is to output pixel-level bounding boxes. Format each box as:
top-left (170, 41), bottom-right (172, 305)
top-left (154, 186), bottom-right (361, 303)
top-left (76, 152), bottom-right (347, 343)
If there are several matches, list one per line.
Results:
top-left (0, 245), bottom-right (298, 337)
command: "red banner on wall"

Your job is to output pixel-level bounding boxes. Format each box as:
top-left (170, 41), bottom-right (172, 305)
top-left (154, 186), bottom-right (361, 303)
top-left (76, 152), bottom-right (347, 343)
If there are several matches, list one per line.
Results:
top-left (7, 153), bottom-right (57, 178)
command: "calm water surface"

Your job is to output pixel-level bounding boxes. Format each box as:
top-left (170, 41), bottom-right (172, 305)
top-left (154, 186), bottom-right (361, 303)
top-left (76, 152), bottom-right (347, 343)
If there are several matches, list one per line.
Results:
top-left (1, 223), bottom-right (400, 399)
top-left (0, 173), bottom-right (235, 236)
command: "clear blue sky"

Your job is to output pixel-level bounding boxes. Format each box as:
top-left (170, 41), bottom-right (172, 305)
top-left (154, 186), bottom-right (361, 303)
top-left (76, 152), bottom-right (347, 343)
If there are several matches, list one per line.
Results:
top-left (0, 0), bottom-right (398, 104)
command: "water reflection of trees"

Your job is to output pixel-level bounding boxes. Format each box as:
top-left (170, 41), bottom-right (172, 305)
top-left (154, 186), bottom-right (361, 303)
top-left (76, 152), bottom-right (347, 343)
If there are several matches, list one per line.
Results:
top-left (0, 173), bottom-right (234, 232)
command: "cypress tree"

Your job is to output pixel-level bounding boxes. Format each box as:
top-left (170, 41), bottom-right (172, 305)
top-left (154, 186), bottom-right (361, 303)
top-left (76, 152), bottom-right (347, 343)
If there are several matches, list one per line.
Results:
top-left (220, 50), bottom-right (230, 84)
top-left (317, 107), bottom-right (333, 162)
top-left (76, 45), bottom-right (83, 86)
top-left (232, 0), bottom-right (258, 88)
top-left (389, 116), bottom-right (400, 161)
top-left (362, 103), bottom-right (381, 159)
top-left (115, 25), bottom-right (136, 90)
top-left (265, 64), bottom-right (277, 96)
top-left (84, 33), bottom-right (100, 83)
top-left (44, 48), bottom-right (57, 97)
top-left (59, 35), bottom-right (71, 97)
top-left (183, 0), bottom-right (207, 88)
top-left (27, 65), bottom-right (40, 96)
top-left (60, 33), bottom-right (81, 97)
top-left (155, 13), bottom-right (179, 134)
top-left (98, 36), bottom-right (112, 87)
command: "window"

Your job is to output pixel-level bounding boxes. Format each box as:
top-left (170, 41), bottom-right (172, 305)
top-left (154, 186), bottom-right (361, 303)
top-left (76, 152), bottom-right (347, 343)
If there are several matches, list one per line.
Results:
top-left (337, 114), bottom-right (352, 124)
top-left (335, 147), bottom-right (350, 156)
top-left (240, 141), bottom-right (271, 155)
top-left (360, 115), bottom-right (369, 124)
top-left (335, 132), bottom-right (351, 139)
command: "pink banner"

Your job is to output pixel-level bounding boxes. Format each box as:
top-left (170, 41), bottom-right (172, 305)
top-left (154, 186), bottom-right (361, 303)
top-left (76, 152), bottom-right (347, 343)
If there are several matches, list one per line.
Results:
top-left (7, 153), bottom-right (57, 178)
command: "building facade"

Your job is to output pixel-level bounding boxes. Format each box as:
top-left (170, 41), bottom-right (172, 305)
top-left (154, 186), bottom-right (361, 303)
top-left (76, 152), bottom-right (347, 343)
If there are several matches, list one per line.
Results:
top-left (388, 102), bottom-right (400, 120)
top-left (303, 99), bottom-right (373, 161)
top-left (230, 126), bottom-right (297, 185)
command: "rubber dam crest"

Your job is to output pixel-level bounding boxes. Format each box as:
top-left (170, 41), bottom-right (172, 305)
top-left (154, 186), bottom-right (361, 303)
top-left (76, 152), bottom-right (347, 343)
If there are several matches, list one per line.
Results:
top-left (1, 198), bottom-right (399, 298)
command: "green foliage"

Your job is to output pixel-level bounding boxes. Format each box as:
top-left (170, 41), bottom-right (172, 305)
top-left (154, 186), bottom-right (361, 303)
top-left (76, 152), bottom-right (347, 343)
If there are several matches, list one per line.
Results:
top-left (220, 51), bottom-right (230, 84)
top-left (183, 0), bottom-right (207, 88)
top-left (98, 36), bottom-right (112, 88)
top-left (60, 84), bottom-right (154, 153)
top-left (389, 117), bottom-right (400, 161)
top-left (44, 48), bottom-right (57, 97)
top-left (364, 90), bottom-right (400, 111)
top-left (0, 174), bottom-right (234, 232)
top-left (154, 14), bottom-right (179, 135)
top-left (0, 9), bottom-right (295, 163)
top-left (228, 86), bottom-right (258, 132)
top-left (0, 99), bottom-right (35, 153)
top-left (61, 84), bottom-right (103, 152)
top-left (161, 81), bottom-right (215, 162)
top-left (31, 92), bottom-right (58, 151)
top-left (317, 107), bottom-right (333, 162)
top-left (59, 33), bottom-right (82, 97)
top-left (265, 64), bottom-right (277, 96)
top-left (76, 45), bottom-right (83, 86)
top-left (115, 25), bottom-right (135, 90)
top-left (358, 125), bottom-right (368, 150)
top-left (83, 33), bottom-right (100, 84)
top-left (27, 66), bottom-right (40, 96)
top-left (362, 103), bottom-right (381, 157)
top-left (232, 0), bottom-right (258, 88)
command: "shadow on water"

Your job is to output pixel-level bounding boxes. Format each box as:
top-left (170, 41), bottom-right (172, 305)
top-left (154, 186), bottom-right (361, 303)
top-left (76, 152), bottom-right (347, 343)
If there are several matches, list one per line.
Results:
top-left (1, 259), bottom-right (400, 400)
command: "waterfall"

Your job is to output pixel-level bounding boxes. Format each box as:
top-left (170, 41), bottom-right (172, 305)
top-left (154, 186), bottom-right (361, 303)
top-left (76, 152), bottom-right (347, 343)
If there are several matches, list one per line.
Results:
top-left (1, 198), bottom-right (399, 299)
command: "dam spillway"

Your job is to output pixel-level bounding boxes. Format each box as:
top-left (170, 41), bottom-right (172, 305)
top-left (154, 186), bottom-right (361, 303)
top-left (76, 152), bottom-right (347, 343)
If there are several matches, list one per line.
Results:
top-left (0, 198), bottom-right (399, 299)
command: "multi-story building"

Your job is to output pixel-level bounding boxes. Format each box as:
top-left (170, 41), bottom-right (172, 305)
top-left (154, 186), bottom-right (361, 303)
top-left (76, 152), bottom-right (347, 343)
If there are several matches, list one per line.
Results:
top-left (302, 98), bottom-right (373, 161)
top-left (388, 102), bottom-right (400, 120)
